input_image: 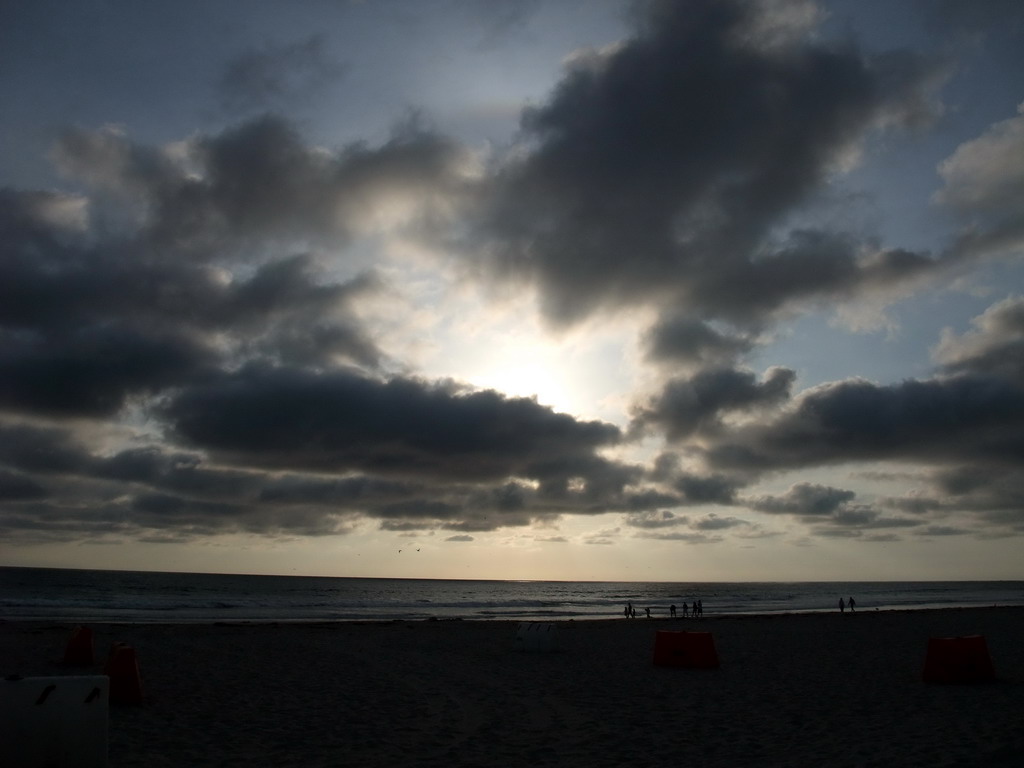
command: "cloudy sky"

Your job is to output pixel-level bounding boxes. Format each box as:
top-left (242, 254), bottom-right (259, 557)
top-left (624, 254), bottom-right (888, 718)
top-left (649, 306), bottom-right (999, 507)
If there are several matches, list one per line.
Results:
top-left (2, 0), bottom-right (1023, 581)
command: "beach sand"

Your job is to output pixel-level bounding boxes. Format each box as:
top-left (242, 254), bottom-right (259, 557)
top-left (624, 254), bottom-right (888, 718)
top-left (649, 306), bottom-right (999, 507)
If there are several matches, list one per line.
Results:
top-left (3, 607), bottom-right (1022, 767)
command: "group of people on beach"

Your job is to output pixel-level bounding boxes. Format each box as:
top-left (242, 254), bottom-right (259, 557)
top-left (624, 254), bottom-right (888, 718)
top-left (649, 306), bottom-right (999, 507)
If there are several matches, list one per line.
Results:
top-left (624, 600), bottom-right (702, 619)
top-left (623, 596), bottom-right (856, 618)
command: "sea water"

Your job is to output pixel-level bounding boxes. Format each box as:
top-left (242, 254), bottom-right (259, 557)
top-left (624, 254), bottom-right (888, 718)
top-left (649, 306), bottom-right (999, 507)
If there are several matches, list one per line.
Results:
top-left (1, 567), bottom-right (1022, 623)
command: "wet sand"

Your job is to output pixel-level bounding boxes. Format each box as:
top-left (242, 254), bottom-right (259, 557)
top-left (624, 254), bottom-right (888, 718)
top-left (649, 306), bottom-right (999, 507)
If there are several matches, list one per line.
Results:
top-left (2, 607), bottom-right (1023, 767)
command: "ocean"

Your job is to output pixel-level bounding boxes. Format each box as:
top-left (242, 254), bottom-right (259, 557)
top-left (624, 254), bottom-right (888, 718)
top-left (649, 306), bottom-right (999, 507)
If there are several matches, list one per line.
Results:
top-left (1, 567), bottom-right (1022, 623)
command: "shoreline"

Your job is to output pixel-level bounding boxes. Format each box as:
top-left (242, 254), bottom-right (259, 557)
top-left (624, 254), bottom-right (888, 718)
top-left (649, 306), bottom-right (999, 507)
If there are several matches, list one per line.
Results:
top-left (3, 601), bottom-right (1023, 627)
top-left (4, 606), bottom-right (1023, 767)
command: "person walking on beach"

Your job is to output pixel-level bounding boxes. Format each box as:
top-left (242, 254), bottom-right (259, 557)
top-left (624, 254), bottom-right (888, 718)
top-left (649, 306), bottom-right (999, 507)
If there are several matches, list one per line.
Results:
top-left (839, 597), bottom-right (846, 613)
top-left (697, 599), bottom-right (703, 617)
top-left (645, 607), bottom-right (651, 619)
top-left (849, 597), bottom-right (856, 612)
top-left (625, 602), bottom-right (632, 619)
top-left (670, 604), bottom-right (677, 618)
top-left (682, 602), bottom-right (689, 617)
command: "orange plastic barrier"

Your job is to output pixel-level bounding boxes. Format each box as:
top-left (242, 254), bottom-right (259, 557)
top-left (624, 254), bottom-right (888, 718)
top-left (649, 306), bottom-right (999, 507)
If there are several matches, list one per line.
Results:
top-left (922, 635), bottom-right (995, 684)
top-left (62, 625), bottom-right (95, 666)
top-left (104, 644), bottom-right (144, 705)
top-left (652, 630), bottom-right (720, 668)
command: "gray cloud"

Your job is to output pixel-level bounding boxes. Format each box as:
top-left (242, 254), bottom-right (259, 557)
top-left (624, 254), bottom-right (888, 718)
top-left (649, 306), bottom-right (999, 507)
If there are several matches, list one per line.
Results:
top-left (704, 373), bottom-right (1024, 473)
top-left (934, 296), bottom-right (1024, 382)
top-left (1, 167), bottom-right (391, 419)
top-left (0, 469), bottom-right (48, 501)
top-left (916, 525), bottom-right (969, 537)
top-left (161, 364), bottom-right (624, 483)
top-left (936, 105), bottom-right (1024, 266)
top-left (643, 316), bottom-right (756, 367)
top-left (635, 531), bottom-right (724, 544)
top-left (0, 324), bottom-right (213, 417)
top-left (623, 509), bottom-right (687, 529)
top-left (52, 115), bottom-right (472, 260)
top-left (4, 2), bottom-right (1023, 553)
top-left (691, 513), bottom-right (749, 531)
top-left (675, 472), bottom-right (743, 505)
top-left (748, 482), bottom-right (856, 516)
top-left (683, 298), bottom-right (1024, 534)
top-left (632, 366), bottom-right (796, 441)
top-left (219, 35), bottom-right (347, 116)
top-left (467, 0), bottom-right (944, 328)
top-left (0, 395), bottom-right (640, 541)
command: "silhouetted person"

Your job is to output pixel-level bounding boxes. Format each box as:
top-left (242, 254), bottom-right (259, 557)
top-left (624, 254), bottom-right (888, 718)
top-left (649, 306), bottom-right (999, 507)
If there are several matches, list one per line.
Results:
top-left (839, 597), bottom-right (846, 613)
top-left (670, 604), bottom-right (677, 618)
top-left (625, 602), bottom-right (632, 619)
top-left (645, 607), bottom-right (651, 619)
top-left (682, 602), bottom-right (689, 617)
top-left (849, 596), bottom-right (856, 612)
top-left (697, 599), bottom-right (703, 617)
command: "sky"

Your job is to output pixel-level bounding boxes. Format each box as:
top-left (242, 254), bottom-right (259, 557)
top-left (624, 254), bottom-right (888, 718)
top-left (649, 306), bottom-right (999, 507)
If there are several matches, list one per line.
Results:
top-left (2, 0), bottom-right (1024, 582)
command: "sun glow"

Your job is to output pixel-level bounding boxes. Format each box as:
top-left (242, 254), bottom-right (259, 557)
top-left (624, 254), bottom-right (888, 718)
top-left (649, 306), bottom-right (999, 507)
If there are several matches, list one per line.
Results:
top-left (471, 354), bottom-right (578, 415)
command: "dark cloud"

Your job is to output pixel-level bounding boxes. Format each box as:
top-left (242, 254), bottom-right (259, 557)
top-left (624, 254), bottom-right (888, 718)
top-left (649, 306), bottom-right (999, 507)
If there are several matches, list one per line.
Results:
top-left (927, 466), bottom-right (1024, 527)
top-left (0, 324), bottom-right (215, 417)
top-left (748, 482), bottom-right (856, 516)
top-left (257, 475), bottom-right (416, 507)
top-left (935, 297), bottom-right (1024, 383)
top-left (675, 472), bottom-right (743, 505)
top-left (632, 366), bottom-right (795, 440)
top-left (916, 525), bottom-right (969, 537)
top-left (218, 255), bottom-right (384, 368)
top-left (468, 0), bottom-right (944, 327)
top-left (3, 3), bottom-right (1022, 554)
top-left (623, 508), bottom-right (751, 537)
top-left (0, 423), bottom-right (92, 475)
top-left (745, 483), bottom-right (920, 534)
top-left (704, 374), bottom-right (1024, 472)
top-left (51, 115), bottom-right (471, 259)
top-left (0, 177), bottom-right (387, 419)
top-left (827, 508), bottom-right (919, 529)
top-left (0, 469), bottom-right (48, 500)
top-left (704, 293), bottom-right (1024, 476)
top-left (161, 363), bottom-right (624, 482)
top-left (635, 530), bottom-right (723, 544)
top-left (691, 299), bottom-right (1024, 534)
top-left (0, 398), bottom-right (638, 541)
top-left (691, 513), bottom-right (749, 531)
top-left (219, 35), bottom-right (347, 116)
top-left (623, 509), bottom-right (686, 529)
top-left (643, 316), bottom-right (755, 366)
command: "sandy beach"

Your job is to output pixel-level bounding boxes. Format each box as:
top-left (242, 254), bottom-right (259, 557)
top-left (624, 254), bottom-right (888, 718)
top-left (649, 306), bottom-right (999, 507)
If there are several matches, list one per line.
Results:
top-left (3, 607), bottom-right (1022, 767)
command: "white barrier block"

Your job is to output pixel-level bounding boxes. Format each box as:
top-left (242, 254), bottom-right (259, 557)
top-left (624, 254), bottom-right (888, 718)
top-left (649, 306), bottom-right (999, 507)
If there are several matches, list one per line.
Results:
top-left (515, 622), bottom-right (560, 652)
top-left (0, 675), bottom-right (109, 768)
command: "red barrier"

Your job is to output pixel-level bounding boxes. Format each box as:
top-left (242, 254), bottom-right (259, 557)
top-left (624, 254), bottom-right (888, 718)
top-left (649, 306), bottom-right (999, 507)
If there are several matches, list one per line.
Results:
top-left (653, 630), bottom-right (720, 669)
top-left (62, 625), bottom-right (95, 666)
top-left (922, 635), bottom-right (995, 684)
top-left (104, 644), bottom-right (144, 705)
